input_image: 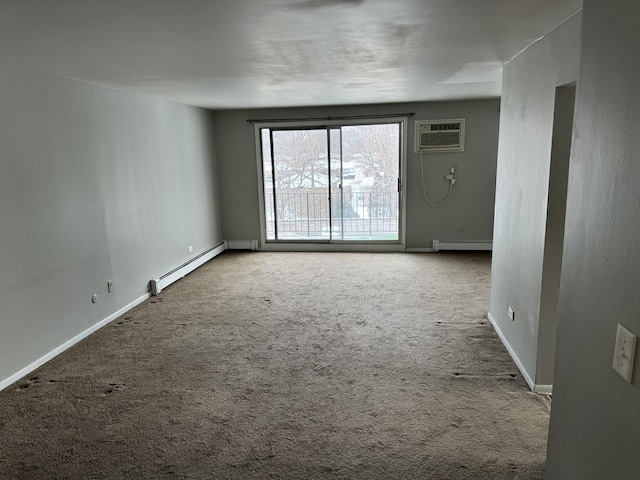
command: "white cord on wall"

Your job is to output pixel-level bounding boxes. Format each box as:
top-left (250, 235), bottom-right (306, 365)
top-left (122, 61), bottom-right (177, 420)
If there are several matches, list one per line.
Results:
top-left (420, 152), bottom-right (456, 207)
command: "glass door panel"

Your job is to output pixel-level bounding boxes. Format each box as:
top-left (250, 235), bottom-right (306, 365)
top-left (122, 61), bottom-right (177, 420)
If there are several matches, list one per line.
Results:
top-left (260, 121), bottom-right (401, 243)
top-left (329, 127), bottom-right (343, 240)
top-left (338, 124), bottom-right (400, 241)
top-left (261, 129), bottom-right (276, 240)
top-left (266, 128), bottom-right (330, 240)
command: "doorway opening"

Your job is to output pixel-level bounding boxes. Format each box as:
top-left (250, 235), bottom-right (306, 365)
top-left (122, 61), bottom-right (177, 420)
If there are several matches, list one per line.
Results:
top-left (256, 119), bottom-right (405, 245)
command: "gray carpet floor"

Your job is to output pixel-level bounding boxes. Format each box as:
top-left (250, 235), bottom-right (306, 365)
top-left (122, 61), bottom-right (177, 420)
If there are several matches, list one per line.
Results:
top-left (0, 252), bottom-right (550, 479)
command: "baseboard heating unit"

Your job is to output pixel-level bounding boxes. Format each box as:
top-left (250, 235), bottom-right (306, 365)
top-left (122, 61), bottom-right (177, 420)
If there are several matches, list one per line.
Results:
top-left (432, 240), bottom-right (492, 252)
top-left (227, 240), bottom-right (258, 250)
top-left (150, 240), bottom-right (228, 295)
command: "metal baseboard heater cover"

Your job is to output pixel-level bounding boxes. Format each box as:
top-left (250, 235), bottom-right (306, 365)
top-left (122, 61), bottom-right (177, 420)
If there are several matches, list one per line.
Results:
top-left (432, 240), bottom-right (492, 252)
top-left (227, 240), bottom-right (258, 250)
top-left (150, 241), bottom-right (227, 296)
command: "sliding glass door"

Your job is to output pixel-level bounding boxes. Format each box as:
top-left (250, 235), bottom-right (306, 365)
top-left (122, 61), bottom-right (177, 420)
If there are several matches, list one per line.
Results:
top-left (260, 120), bottom-right (402, 243)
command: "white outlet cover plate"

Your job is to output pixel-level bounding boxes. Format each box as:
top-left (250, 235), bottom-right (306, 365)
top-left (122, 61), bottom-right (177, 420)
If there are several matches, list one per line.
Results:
top-left (508, 307), bottom-right (514, 321)
top-left (613, 323), bottom-right (637, 383)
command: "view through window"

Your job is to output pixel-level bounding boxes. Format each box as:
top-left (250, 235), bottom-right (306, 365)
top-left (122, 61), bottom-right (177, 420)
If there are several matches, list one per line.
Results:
top-left (260, 122), bottom-right (401, 242)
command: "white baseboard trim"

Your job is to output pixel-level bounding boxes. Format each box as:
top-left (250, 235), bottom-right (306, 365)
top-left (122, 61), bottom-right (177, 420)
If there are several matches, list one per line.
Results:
top-left (533, 384), bottom-right (553, 395)
top-left (487, 312), bottom-right (535, 391)
top-left (1, 241), bottom-right (233, 392)
top-left (150, 241), bottom-right (227, 295)
top-left (433, 240), bottom-right (493, 252)
top-left (0, 292), bottom-right (150, 392)
top-left (227, 240), bottom-right (258, 251)
top-left (406, 248), bottom-right (435, 253)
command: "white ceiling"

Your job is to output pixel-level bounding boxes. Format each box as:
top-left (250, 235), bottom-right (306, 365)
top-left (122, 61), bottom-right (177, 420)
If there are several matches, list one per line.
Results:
top-left (0, 0), bottom-right (582, 109)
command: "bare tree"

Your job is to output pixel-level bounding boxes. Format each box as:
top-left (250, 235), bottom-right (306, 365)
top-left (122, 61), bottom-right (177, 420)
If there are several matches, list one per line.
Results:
top-left (272, 129), bottom-right (327, 189)
top-left (342, 124), bottom-right (399, 217)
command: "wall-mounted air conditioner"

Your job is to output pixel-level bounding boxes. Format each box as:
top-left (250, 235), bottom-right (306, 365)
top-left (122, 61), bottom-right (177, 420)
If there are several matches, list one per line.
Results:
top-left (415, 119), bottom-right (465, 153)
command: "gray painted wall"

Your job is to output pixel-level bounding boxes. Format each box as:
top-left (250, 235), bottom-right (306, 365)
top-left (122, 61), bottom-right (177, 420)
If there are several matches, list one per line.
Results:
top-left (0, 64), bottom-right (222, 385)
top-left (546, 1), bottom-right (640, 477)
top-left (213, 100), bottom-right (499, 249)
top-left (488, 13), bottom-right (582, 387)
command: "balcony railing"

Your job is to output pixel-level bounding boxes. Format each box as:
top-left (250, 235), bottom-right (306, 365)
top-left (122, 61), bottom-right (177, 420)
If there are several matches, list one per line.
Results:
top-left (265, 191), bottom-right (398, 240)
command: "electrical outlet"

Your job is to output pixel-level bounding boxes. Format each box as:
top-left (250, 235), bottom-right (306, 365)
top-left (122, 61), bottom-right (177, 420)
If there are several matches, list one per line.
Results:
top-left (508, 306), bottom-right (515, 321)
top-left (188, 245), bottom-right (193, 253)
top-left (613, 323), bottom-right (637, 383)
top-left (107, 281), bottom-right (113, 293)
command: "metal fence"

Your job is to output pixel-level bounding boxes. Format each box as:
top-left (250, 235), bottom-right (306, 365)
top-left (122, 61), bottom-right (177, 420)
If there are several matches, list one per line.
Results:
top-left (265, 191), bottom-right (398, 239)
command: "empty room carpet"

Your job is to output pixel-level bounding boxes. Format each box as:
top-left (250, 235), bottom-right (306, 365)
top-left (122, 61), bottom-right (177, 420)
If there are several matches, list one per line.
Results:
top-left (0, 252), bottom-right (550, 479)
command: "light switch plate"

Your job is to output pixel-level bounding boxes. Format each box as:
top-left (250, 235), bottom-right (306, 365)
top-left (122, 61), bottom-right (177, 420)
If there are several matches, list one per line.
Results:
top-left (613, 323), bottom-right (637, 383)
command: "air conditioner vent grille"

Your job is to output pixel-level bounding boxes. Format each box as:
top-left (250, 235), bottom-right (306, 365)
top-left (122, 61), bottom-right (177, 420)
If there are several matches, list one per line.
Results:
top-left (415, 119), bottom-right (465, 153)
